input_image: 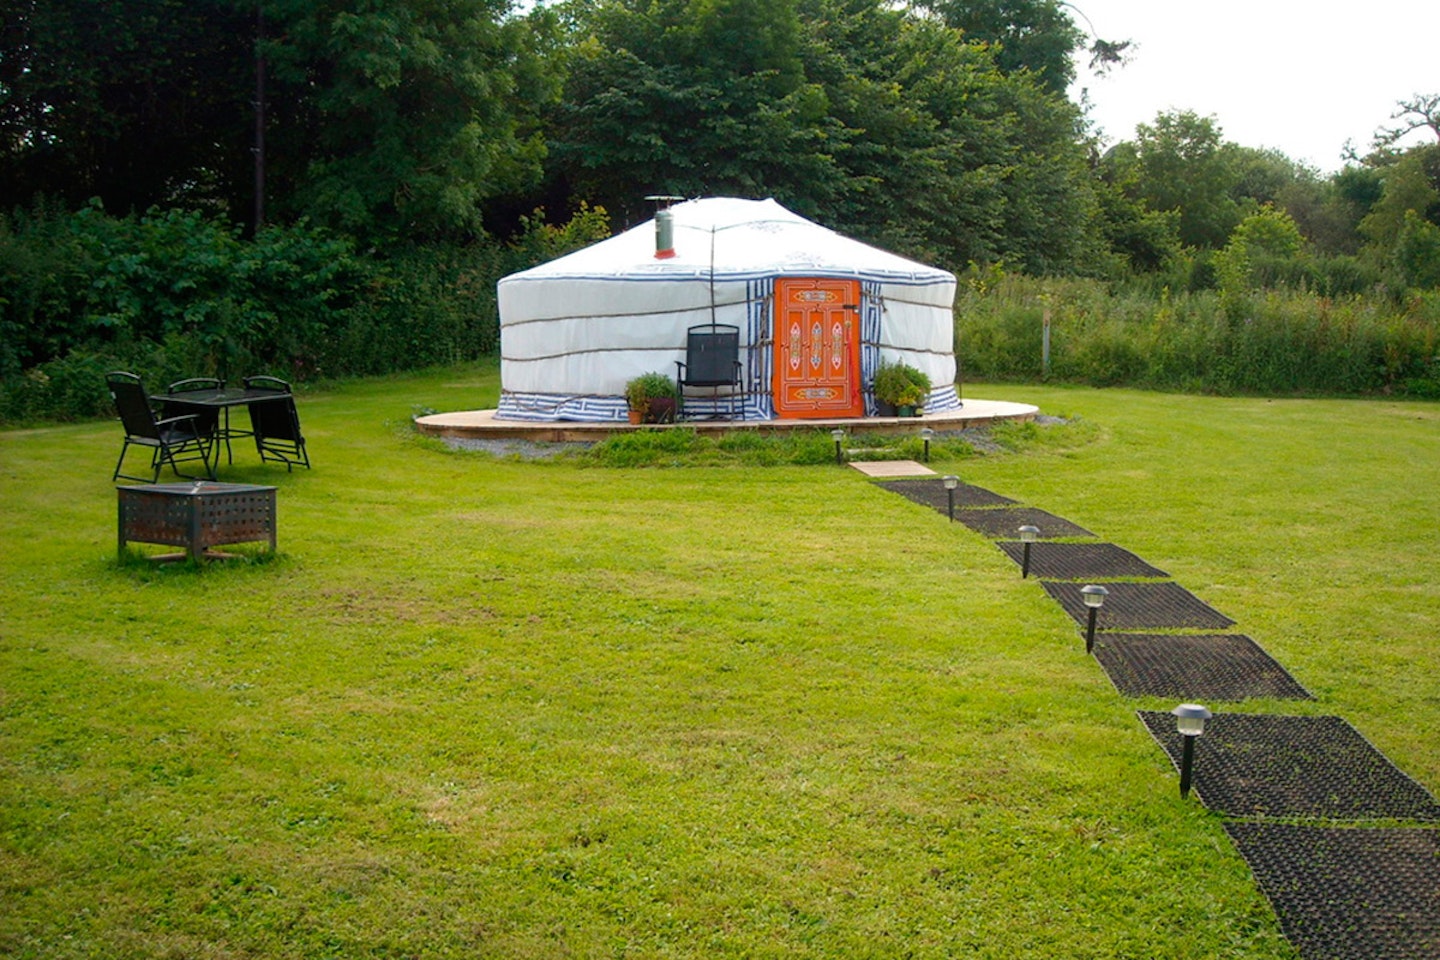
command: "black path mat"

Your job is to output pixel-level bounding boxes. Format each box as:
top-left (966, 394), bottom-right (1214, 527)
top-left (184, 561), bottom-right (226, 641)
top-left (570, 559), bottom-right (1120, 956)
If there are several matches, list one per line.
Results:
top-left (1138, 712), bottom-right (1440, 820)
top-left (877, 479), bottom-right (1016, 512)
top-left (1226, 824), bottom-right (1440, 960)
top-left (1043, 581), bottom-right (1236, 630)
top-left (1095, 634), bottom-right (1311, 700)
top-left (953, 507), bottom-right (1094, 539)
top-left (997, 541), bottom-right (1169, 579)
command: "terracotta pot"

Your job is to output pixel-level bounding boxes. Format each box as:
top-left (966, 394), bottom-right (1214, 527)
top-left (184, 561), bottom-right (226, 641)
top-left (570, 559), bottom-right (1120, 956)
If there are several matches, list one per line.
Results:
top-left (627, 408), bottom-right (643, 425)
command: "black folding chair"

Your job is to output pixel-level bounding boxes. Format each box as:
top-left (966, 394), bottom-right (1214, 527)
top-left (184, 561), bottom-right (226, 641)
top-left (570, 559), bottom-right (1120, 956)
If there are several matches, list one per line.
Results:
top-left (243, 375), bottom-right (310, 470)
top-left (106, 371), bottom-right (216, 483)
top-left (675, 322), bottom-right (743, 420)
top-left (162, 377), bottom-right (233, 463)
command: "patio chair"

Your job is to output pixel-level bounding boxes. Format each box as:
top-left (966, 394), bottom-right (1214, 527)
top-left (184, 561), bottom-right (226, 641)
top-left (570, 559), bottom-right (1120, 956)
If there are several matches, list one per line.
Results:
top-left (106, 371), bottom-right (216, 483)
top-left (242, 375), bottom-right (310, 470)
top-left (675, 322), bottom-right (743, 420)
top-left (162, 377), bottom-right (232, 462)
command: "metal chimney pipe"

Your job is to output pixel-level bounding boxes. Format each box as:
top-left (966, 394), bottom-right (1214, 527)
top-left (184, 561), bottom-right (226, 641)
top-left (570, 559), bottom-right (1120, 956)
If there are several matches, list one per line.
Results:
top-left (654, 208), bottom-right (676, 259)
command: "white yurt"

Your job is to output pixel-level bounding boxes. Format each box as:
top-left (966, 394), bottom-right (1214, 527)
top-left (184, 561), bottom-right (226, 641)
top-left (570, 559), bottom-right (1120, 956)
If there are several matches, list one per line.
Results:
top-left (496, 197), bottom-right (959, 422)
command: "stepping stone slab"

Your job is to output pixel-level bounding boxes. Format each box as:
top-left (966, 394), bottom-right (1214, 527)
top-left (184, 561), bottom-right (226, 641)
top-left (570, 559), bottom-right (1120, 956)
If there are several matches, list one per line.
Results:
top-left (1226, 823), bottom-right (1440, 960)
top-left (1043, 580), bottom-right (1236, 631)
top-left (877, 478), bottom-right (1016, 511)
top-left (1094, 633), bottom-right (1312, 701)
top-left (953, 506), bottom-right (1094, 539)
top-left (996, 541), bottom-right (1169, 580)
top-left (1138, 712), bottom-right (1440, 820)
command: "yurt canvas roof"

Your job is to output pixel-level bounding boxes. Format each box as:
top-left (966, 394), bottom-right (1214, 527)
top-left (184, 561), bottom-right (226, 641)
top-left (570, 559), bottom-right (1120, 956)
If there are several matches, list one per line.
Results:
top-left (501, 197), bottom-right (952, 286)
top-left (497, 197), bottom-right (958, 422)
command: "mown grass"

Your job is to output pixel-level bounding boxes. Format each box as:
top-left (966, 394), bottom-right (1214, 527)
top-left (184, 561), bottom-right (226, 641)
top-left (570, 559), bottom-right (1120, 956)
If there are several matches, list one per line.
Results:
top-left (2, 361), bottom-right (1435, 958)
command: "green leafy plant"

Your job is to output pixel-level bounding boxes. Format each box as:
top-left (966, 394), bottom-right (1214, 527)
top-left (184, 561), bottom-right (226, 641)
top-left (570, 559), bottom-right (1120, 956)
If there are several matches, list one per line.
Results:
top-left (625, 371), bottom-right (679, 411)
top-left (872, 361), bottom-right (931, 408)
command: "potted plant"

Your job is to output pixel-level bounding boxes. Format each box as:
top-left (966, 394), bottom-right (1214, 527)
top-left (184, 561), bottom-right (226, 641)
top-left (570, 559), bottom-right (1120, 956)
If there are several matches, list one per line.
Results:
top-left (625, 372), bottom-right (679, 424)
top-left (872, 361), bottom-right (931, 417)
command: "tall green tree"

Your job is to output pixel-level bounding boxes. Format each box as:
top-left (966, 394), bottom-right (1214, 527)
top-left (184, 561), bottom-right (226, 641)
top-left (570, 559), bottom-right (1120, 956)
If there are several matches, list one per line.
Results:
top-left (1113, 110), bottom-right (1242, 248)
top-left (0, 0), bottom-right (560, 240)
top-left (549, 0), bottom-right (1105, 273)
top-left (0, 0), bottom-right (254, 218)
top-left (915, 0), bottom-right (1083, 94)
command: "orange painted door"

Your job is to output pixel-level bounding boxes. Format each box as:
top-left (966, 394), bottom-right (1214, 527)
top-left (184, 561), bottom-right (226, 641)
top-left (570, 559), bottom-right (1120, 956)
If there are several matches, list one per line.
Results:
top-left (772, 278), bottom-right (863, 418)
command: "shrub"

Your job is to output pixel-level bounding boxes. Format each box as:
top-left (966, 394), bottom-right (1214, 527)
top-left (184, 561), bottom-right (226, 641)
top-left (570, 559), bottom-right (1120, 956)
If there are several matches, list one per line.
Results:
top-left (873, 361), bottom-right (931, 407)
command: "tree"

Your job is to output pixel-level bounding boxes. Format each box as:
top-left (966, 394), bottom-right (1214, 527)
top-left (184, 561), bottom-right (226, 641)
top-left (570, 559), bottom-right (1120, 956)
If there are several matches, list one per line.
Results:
top-left (916, 0), bottom-right (1082, 93)
top-left (1119, 110), bottom-right (1242, 248)
top-left (548, 0), bottom-right (1105, 273)
top-left (0, 0), bottom-right (560, 240)
top-left (0, 0), bottom-right (254, 218)
top-left (1372, 93), bottom-right (1440, 150)
top-left (1358, 145), bottom-right (1440, 253)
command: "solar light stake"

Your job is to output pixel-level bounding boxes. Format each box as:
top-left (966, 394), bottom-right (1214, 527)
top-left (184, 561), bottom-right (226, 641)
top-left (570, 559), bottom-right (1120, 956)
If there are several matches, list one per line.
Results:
top-left (920, 427), bottom-right (934, 463)
top-left (1172, 703), bottom-right (1212, 799)
top-left (831, 428), bottom-right (845, 465)
top-left (942, 475), bottom-right (959, 521)
top-left (1080, 584), bottom-right (1109, 653)
top-left (1018, 525), bottom-right (1040, 578)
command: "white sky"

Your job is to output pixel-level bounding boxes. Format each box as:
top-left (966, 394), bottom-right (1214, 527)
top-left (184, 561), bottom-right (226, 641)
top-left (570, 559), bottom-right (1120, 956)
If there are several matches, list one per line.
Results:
top-left (1067, 0), bottom-right (1440, 172)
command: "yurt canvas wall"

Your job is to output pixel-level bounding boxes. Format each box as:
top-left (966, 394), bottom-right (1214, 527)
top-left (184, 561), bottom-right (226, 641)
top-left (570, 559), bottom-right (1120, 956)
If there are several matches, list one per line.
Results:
top-left (497, 197), bottom-right (959, 421)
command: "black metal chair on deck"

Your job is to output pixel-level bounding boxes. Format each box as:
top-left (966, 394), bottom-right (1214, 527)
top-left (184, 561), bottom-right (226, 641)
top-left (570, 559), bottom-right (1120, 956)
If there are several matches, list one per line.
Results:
top-left (242, 375), bottom-right (310, 470)
top-left (106, 371), bottom-right (216, 483)
top-left (675, 322), bottom-right (743, 420)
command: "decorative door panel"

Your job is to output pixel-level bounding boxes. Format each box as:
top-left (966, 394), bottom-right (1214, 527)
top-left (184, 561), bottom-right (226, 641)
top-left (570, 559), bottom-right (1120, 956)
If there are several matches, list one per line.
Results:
top-left (772, 278), bottom-right (863, 419)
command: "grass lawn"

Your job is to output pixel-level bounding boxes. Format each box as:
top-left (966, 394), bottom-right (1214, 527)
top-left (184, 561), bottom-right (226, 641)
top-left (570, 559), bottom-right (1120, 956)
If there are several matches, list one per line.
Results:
top-left (1, 362), bottom-right (1435, 958)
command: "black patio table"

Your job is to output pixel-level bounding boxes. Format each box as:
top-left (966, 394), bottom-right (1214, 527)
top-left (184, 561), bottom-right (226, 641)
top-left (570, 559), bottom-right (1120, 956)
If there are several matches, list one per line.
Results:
top-left (152, 387), bottom-right (290, 466)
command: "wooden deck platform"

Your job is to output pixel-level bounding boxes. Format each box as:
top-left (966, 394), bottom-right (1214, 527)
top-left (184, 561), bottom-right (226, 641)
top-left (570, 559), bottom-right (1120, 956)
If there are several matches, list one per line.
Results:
top-left (413, 398), bottom-right (1040, 444)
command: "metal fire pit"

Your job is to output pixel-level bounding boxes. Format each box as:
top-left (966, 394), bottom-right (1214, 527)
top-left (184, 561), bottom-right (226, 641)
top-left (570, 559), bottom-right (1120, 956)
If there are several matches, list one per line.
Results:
top-left (1138, 711), bottom-right (1440, 820)
top-left (118, 481), bottom-right (277, 562)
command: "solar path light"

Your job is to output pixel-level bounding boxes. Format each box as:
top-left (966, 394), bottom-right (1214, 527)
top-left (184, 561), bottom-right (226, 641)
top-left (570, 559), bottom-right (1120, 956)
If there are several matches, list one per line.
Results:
top-left (831, 428), bottom-right (845, 465)
top-left (1172, 703), bottom-right (1213, 799)
top-left (942, 475), bottom-right (959, 521)
top-left (920, 426), bottom-right (934, 463)
top-left (1080, 584), bottom-right (1109, 653)
top-left (1018, 524), bottom-right (1040, 578)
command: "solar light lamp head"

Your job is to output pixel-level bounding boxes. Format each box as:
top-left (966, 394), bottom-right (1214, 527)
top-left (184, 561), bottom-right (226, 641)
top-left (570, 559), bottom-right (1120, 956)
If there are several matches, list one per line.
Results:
top-left (942, 475), bottom-right (959, 490)
top-left (1080, 584), bottom-right (1109, 609)
top-left (1018, 524), bottom-right (1039, 543)
top-left (1172, 703), bottom-right (1212, 737)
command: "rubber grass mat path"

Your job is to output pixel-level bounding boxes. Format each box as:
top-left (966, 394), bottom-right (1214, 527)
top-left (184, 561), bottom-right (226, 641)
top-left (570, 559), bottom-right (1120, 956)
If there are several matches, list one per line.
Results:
top-left (1043, 580), bottom-right (1237, 631)
top-left (951, 506), bottom-right (1094, 539)
top-left (1094, 633), bottom-right (1312, 700)
top-left (876, 479), bottom-right (1016, 512)
top-left (1225, 824), bottom-right (1440, 960)
top-left (1138, 712), bottom-right (1440, 821)
top-left (996, 541), bottom-right (1169, 580)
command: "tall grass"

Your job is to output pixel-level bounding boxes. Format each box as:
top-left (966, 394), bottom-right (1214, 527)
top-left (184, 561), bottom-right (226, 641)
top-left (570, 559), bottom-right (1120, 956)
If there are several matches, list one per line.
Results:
top-left (958, 274), bottom-right (1440, 397)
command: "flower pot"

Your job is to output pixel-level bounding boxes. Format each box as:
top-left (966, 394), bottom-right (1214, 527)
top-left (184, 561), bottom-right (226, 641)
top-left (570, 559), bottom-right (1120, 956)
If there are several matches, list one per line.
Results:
top-left (897, 404), bottom-right (917, 418)
top-left (646, 397), bottom-right (677, 424)
top-left (627, 408), bottom-right (643, 425)
top-left (875, 400), bottom-right (897, 417)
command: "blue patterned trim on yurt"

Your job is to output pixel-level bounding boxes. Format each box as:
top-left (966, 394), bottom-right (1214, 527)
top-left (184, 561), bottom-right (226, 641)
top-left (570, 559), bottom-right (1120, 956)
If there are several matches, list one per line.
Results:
top-left (496, 392), bottom-right (628, 422)
top-left (924, 385), bottom-right (963, 414)
top-left (860, 281), bottom-right (884, 415)
top-left (746, 278), bottom-right (776, 420)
